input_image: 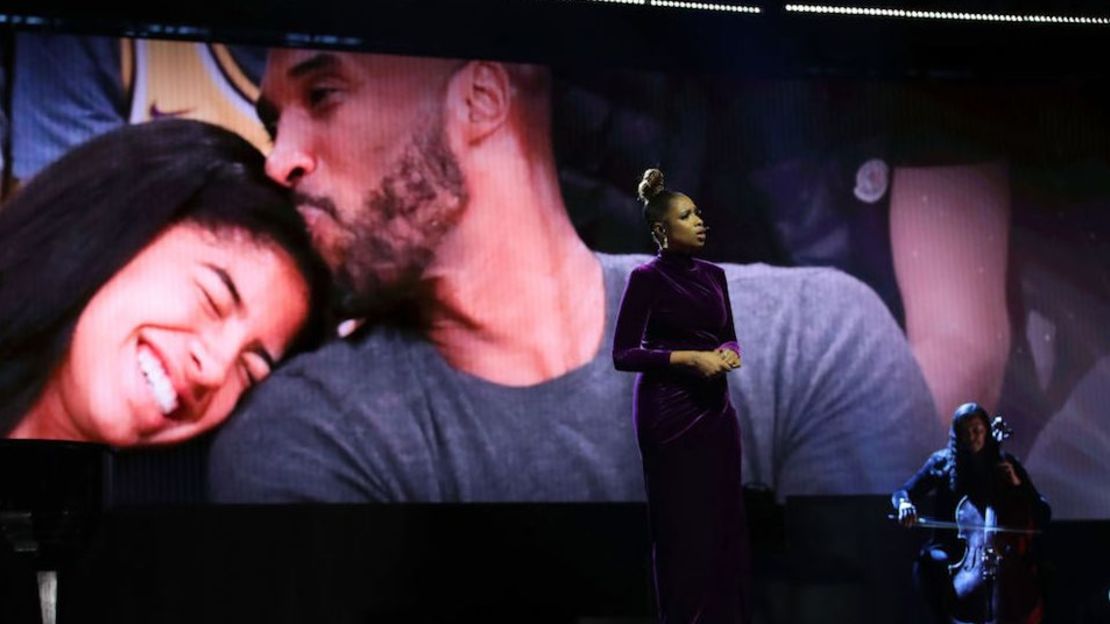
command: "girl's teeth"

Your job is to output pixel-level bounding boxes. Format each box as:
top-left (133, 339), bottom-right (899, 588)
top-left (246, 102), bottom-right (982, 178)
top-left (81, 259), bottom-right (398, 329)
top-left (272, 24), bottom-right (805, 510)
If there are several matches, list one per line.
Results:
top-left (138, 348), bottom-right (179, 415)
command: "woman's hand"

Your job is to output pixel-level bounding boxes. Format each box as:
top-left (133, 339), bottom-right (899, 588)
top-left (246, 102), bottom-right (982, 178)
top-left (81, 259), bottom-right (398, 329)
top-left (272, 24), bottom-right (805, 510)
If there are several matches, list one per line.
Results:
top-left (691, 352), bottom-right (733, 377)
top-left (898, 500), bottom-right (918, 528)
top-left (672, 351), bottom-right (736, 378)
top-left (716, 348), bottom-right (742, 369)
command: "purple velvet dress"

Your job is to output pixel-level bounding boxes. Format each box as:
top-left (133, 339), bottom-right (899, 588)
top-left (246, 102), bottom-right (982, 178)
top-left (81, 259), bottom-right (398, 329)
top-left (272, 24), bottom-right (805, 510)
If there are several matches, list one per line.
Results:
top-left (612, 250), bottom-right (750, 623)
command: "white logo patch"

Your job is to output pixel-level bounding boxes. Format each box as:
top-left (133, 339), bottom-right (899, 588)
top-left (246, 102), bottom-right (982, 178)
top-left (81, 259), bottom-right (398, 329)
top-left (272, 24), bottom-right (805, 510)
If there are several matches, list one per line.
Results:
top-left (854, 158), bottom-right (890, 204)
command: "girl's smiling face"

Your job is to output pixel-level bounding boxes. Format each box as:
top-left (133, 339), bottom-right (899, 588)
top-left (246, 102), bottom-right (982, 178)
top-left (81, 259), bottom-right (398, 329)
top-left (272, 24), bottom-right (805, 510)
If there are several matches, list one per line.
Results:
top-left (23, 223), bottom-right (310, 446)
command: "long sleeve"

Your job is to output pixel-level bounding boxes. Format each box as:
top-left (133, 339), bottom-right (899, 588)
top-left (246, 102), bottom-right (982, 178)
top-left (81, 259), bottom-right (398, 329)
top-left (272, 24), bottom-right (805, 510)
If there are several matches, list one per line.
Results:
top-left (612, 267), bottom-right (673, 372)
top-left (891, 452), bottom-right (945, 509)
top-left (714, 266), bottom-right (740, 357)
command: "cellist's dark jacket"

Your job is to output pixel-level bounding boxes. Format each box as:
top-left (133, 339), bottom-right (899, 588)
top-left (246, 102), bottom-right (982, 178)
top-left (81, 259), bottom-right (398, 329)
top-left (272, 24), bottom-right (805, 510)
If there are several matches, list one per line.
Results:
top-left (891, 449), bottom-right (1051, 551)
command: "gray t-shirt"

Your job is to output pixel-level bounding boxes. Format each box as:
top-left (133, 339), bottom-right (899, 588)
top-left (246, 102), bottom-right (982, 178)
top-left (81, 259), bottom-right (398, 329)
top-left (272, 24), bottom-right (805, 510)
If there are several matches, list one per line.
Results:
top-left (208, 253), bottom-right (942, 503)
top-left (1026, 355), bottom-right (1110, 519)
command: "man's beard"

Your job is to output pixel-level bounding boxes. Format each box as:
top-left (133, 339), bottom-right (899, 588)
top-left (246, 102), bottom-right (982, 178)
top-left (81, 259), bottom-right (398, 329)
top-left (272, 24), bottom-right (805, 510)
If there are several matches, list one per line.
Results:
top-left (299, 120), bottom-right (467, 320)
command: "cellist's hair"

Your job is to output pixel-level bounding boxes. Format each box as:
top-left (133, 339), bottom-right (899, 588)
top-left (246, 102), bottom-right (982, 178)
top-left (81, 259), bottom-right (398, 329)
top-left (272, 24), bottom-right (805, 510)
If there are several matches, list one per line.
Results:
top-left (947, 402), bottom-right (1000, 493)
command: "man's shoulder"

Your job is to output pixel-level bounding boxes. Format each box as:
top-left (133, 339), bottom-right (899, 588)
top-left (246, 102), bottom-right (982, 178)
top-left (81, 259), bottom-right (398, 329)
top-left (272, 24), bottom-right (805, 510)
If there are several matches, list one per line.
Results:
top-left (596, 251), bottom-right (861, 287)
top-left (719, 261), bottom-right (874, 297)
top-left (596, 251), bottom-right (884, 321)
top-left (596, 251), bottom-right (652, 276)
top-left (715, 260), bottom-right (886, 320)
top-left (244, 325), bottom-right (424, 410)
top-left (208, 323), bottom-right (440, 502)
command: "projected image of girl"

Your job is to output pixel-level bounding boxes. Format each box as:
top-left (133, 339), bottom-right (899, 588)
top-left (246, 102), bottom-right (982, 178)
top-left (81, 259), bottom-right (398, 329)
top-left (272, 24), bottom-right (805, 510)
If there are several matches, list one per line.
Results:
top-left (613, 168), bottom-right (750, 622)
top-left (0, 119), bottom-right (330, 447)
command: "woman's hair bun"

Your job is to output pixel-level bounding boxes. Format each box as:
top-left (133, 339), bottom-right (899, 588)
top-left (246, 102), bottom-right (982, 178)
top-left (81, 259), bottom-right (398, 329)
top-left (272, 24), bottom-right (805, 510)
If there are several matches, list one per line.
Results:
top-left (637, 168), bottom-right (665, 204)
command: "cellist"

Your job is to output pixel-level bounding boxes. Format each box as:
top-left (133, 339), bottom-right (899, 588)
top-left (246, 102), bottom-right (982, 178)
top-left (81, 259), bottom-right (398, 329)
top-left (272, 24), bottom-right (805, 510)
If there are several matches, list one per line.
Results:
top-left (892, 402), bottom-right (1051, 623)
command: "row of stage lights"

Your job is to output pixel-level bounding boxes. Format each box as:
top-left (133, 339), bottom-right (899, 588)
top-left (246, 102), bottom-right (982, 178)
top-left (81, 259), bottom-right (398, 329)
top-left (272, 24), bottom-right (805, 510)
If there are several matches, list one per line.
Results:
top-left (573, 0), bottom-right (1110, 24)
top-left (654, 1), bottom-right (761, 13)
top-left (3, 3), bottom-right (1109, 42)
top-left (3, 3), bottom-right (1109, 23)
top-left (564, 0), bottom-right (761, 9)
top-left (784, 4), bottom-right (1110, 24)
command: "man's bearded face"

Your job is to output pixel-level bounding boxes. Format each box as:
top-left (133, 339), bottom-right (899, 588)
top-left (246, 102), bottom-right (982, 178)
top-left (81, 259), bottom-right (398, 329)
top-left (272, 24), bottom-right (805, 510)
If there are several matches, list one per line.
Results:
top-left (259, 50), bottom-right (468, 317)
top-left (293, 120), bottom-right (466, 316)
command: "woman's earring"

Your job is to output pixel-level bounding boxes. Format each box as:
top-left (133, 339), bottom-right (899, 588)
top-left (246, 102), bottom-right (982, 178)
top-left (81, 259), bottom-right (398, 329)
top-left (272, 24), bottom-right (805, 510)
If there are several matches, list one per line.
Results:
top-left (652, 226), bottom-right (668, 250)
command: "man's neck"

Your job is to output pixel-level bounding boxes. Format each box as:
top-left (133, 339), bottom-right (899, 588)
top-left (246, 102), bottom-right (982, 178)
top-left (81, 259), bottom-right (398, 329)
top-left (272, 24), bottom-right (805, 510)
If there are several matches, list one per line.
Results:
top-left (417, 161), bottom-right (605, 386)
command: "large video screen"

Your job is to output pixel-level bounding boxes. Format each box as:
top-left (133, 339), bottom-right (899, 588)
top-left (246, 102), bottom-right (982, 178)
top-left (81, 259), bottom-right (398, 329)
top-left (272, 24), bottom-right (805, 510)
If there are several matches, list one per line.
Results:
top-left (2, 32), bottom-right (1108, 519)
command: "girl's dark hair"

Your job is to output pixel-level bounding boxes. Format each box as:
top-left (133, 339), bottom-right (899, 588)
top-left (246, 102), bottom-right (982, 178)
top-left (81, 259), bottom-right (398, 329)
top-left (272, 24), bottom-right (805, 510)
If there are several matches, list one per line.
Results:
top-left (0, 119), bottom-right (331, 435)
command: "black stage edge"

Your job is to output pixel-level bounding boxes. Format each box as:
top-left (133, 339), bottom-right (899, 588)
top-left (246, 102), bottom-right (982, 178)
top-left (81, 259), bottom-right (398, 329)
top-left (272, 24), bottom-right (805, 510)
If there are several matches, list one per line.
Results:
top-left (2, 497), bottom-right (1109, 623)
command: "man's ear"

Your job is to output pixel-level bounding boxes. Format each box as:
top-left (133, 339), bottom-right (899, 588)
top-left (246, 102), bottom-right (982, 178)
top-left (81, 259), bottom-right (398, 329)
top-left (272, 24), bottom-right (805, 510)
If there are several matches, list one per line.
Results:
top-left (445, 61), bottom-right (512, 144)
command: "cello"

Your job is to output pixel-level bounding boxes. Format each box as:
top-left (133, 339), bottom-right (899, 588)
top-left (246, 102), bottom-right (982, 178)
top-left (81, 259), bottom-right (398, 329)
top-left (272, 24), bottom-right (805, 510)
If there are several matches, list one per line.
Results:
top-left (947, 417), bottom-right (1043, 624)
